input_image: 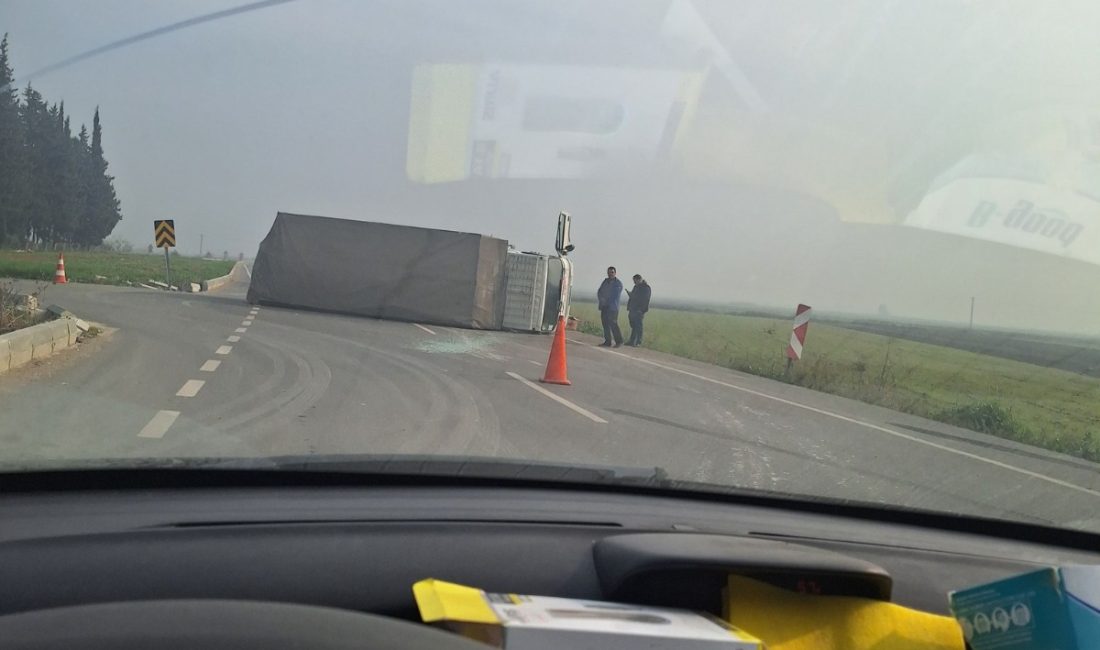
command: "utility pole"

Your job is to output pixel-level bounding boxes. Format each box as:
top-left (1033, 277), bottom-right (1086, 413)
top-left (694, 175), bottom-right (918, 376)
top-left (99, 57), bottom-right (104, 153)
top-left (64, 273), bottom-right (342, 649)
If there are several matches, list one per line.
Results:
top-left (969, 296), bottom-right (975, 330)
top-left (199, 233), bottom-right (204, 257)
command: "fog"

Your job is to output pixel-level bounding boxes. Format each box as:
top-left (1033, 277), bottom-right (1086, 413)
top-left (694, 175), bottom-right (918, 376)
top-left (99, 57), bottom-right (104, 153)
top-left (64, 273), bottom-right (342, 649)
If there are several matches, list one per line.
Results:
top-left (7, 0), bottom-right (1100, 333)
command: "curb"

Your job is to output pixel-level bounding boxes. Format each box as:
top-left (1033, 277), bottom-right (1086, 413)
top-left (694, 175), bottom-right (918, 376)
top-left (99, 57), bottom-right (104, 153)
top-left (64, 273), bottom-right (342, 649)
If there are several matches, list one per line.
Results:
top-left (201, 261), bottom-right (250, 292)
top-left (0, 317), bottom-right (85, 375)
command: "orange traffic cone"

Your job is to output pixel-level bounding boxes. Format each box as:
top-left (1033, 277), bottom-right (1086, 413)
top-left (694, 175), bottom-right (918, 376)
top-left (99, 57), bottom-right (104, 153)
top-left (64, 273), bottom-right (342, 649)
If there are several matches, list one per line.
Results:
top-left (540, 315), bottom-right (571, 385)
top-left (53, 252), bottom-right (67, 284)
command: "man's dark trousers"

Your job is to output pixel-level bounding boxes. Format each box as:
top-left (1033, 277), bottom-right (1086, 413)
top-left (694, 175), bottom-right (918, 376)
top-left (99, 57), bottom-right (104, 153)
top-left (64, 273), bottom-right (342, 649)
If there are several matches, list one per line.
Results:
top-left (627, 311), bottom-right (645, 345)
top-left (601, 308), bottom-right (623, 345)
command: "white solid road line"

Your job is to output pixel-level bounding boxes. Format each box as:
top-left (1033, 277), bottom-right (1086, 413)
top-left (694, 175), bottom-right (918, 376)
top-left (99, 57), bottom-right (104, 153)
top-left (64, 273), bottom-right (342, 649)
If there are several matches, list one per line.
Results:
top-left (227, 335), bottom-right (241, 342)
top-left (138, 410), bottom-right (180, 439)
top-left (506, 371), bottom-right (608, 424)
top-left (414, 323), bottom-right (437, 335)
top-left (235, 327), bottom-right (248, 333)
top-left (573, 339), bottom-right (1100, 499)
top-left (176, 379), bottom-right (205, 398)
top-left (216, 345), bottom-right (232, 355)
top-left (200, 360), bottom-right (221, 372)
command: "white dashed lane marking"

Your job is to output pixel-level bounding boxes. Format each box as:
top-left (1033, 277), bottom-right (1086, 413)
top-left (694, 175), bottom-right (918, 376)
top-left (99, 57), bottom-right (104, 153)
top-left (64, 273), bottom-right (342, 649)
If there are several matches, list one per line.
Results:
top-left (506, 371), bottom-right (607, 424)
top-left (138, 410), bottom-right (180, 439)
top-left (176, 379), bottom-right (205, 398)
top-left (137, 305), bottom-right (258, 438)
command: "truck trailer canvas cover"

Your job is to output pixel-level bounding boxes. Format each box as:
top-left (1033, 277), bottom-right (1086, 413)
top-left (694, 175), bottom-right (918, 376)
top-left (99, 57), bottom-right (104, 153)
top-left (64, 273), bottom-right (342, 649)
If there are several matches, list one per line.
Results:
top-left (247, 212), bottom-right (509, 329)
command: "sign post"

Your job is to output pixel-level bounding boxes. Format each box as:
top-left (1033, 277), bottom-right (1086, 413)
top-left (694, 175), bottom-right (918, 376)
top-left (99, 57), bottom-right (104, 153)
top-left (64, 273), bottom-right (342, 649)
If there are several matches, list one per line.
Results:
top-left (164, 247), bottom-right (171, 287)
top-left (154, 220), bottom-right (176, 287)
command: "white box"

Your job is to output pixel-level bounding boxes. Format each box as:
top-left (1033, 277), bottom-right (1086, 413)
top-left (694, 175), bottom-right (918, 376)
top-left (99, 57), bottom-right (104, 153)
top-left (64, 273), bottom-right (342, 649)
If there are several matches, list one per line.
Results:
top-left (414, 579), bottom-right (761, 650)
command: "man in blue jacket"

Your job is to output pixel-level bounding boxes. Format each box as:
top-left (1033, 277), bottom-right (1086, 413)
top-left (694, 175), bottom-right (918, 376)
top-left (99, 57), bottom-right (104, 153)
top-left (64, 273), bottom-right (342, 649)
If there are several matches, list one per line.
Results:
top-left (626, 274), bottom-right (651, 347)
top-left (596, 266), bottom-right (624, 348)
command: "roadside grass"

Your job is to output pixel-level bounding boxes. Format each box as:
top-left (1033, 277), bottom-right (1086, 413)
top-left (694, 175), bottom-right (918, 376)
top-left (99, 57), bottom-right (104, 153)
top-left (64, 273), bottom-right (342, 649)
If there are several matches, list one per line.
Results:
top-left (571, 302), bottom-right (1100, 461)
top-left (0, 250), bottom-right (235, 288)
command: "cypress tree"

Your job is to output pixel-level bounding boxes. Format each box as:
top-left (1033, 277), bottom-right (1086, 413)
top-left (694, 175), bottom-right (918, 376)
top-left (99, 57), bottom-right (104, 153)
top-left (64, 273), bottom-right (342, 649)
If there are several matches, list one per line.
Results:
top-left (20, 84), bottom-right (50, 245)
top-left (86, 107), bottom-right (121, 243)
top-left (0, 38), bottom-right (123, 248)
top-left (0, 34), bottom-right (26, 246)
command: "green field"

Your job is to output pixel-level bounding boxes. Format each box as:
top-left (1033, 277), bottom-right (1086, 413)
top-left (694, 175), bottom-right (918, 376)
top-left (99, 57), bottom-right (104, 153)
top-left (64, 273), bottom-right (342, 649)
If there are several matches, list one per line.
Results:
top-left (571, 302), bottom-right (1100, 461)
top-left (0, 251), bottom-right (235, 288)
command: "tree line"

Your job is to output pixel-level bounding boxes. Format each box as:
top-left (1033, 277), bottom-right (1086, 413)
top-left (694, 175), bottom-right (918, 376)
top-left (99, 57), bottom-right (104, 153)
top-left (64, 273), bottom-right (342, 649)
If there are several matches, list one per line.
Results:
top-left (0, 34), bottom-right (122, 249)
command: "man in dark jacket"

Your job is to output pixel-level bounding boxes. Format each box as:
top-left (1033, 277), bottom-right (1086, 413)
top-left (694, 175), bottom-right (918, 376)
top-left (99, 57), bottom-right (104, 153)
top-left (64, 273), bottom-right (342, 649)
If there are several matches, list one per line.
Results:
top-left (625, 274), bottom-right (651, 347)
top-left (596, 266), bottom-right (624, 347)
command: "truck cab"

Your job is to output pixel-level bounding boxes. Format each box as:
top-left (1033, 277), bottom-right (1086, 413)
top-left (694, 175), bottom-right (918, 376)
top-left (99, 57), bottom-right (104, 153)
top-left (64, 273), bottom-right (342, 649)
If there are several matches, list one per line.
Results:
top-left (501, 212), bottom-right (574, 333)
top-left (502, 251), bottom-right (573, 333)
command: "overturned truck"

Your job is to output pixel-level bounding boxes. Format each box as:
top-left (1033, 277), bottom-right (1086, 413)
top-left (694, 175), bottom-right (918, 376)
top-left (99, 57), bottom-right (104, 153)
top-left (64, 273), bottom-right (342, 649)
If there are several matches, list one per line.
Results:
top-left (247, 212), bottom-right (572, 332)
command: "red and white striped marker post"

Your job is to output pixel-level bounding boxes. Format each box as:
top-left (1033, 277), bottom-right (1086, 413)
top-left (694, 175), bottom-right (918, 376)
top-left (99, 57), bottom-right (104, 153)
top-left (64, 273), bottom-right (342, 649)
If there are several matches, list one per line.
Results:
top-left (785, 304), bottom-right (811, 372)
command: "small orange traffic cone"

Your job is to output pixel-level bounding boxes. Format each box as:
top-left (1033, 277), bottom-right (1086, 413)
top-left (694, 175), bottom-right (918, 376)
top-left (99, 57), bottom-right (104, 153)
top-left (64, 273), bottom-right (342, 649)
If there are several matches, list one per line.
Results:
top-left (53, 252), bottom-right (68, 284)
top-left (540, 315), bottom-right (571, 385)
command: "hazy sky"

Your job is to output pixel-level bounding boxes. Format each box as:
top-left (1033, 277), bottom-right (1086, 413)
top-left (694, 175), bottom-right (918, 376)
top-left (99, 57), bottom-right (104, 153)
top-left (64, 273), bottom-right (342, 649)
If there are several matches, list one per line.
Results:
top-left (7, 0), bottom-right (1100, 333)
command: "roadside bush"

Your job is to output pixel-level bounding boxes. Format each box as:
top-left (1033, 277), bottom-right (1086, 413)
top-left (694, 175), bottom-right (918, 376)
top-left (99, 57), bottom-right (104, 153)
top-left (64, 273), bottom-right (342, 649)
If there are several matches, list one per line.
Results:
top-left (0, 280), bottom-right (48, 335)
top-left (99, 237), bottom-right (134, 253)
top-left (578, 318), bottom-right (603, 337)
top-left (936, 401), bottom-right (1021, 436)
top-left (1080, 432), bottom-right (1099, 461)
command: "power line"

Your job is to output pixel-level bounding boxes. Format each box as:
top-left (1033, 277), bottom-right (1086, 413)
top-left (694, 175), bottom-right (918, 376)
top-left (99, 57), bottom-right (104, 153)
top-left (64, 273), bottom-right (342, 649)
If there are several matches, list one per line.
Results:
top-left (2, 0), bottom-right (299, 93)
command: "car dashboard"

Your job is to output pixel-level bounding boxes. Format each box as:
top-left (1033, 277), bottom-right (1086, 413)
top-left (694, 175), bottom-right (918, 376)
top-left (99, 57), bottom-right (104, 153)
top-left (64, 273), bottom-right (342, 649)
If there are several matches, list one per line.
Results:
top-left (1, 471), bottom-right (1097, 647)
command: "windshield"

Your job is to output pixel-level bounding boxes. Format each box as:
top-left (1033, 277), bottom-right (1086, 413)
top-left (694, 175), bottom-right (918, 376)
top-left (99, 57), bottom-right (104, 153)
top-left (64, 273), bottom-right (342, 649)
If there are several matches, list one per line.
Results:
top-left (3, 0), bottom-right (1100, 532)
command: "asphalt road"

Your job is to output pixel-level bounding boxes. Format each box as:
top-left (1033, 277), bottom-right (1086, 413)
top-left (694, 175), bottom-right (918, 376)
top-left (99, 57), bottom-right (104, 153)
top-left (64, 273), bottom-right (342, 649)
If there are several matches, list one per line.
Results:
top-left (2, 277), bottom-right (1099, 532)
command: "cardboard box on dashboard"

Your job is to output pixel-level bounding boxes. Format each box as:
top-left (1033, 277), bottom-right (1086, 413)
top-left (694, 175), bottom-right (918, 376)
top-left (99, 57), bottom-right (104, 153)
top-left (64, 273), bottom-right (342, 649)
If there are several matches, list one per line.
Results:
top-left (948, 565), bottom-right (1100, 649)
top-left (413, 579), bottom-right (761, 650)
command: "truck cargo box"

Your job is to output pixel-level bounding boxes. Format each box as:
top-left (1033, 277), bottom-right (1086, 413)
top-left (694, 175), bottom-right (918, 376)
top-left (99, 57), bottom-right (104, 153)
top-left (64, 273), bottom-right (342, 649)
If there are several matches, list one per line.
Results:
top-left (247, 212), bottom-right (508, 329)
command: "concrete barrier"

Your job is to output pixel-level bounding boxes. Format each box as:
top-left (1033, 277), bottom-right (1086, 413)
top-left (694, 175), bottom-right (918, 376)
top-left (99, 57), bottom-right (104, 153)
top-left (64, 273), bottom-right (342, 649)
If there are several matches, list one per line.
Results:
top-left (4, 327), bottom-right (37, 370)
top-left (0, 319), bottom-right (82, 374)
top-left (30, 321), bottom-right (58, 360)
top-left (52, 320), bottom-right (75, 347)
top-left (202, 261), bottom-right (249, 292)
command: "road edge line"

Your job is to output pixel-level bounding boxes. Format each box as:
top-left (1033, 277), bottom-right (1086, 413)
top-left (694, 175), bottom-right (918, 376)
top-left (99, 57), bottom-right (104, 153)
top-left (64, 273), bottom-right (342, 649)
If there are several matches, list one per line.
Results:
top-left (506, 371), bottom-right (608, 424)
top-left (571, 339), bottom-right (1100, 498)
